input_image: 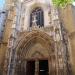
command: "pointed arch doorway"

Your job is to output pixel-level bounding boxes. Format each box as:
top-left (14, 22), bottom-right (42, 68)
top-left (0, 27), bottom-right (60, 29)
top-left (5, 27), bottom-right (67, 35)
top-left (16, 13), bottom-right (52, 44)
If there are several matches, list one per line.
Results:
top-left (26, 60), bottom-right (49, 75)
top-left (15, 31), bottom-right (55, 75)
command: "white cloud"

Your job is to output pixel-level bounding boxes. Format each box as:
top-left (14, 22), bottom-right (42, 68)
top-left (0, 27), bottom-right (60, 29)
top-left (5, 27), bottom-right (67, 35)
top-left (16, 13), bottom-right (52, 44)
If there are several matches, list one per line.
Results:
top-left (72, 2), bottom-right (75, 6)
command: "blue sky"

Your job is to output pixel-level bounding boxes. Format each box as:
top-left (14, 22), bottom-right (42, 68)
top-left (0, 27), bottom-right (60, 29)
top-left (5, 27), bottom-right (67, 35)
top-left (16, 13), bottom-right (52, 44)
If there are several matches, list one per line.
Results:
top-left (0, 0), bottom-right (5, 10)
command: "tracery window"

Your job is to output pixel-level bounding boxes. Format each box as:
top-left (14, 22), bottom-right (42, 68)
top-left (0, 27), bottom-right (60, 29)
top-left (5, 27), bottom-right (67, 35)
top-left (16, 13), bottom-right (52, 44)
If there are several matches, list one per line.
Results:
top-left (30, 7), bottom-right (44, 27)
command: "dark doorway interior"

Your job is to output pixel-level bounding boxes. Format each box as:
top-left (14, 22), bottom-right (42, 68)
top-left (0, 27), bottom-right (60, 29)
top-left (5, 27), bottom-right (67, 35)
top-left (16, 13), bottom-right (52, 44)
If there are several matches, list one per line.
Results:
top-left (26, 61), bottom-right (35, 75)
top-left (39, 60), bottom-right (49, 75)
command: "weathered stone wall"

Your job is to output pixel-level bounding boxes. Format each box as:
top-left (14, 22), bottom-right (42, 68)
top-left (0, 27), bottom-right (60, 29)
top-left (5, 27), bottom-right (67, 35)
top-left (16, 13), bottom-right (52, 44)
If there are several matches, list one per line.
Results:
top-left (60, 5), bottom-right (75, 75)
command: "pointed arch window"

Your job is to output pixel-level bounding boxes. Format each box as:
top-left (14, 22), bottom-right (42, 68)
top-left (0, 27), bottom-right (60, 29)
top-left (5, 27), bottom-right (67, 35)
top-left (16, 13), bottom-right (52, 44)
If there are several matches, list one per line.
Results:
top-left (30, 7), bottom-right (44, 27)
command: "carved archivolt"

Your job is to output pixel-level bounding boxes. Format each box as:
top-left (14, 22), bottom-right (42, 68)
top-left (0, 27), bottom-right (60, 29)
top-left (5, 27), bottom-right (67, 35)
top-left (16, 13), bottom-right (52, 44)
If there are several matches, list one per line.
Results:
top-left (15, 30), bottom-right (54, 60)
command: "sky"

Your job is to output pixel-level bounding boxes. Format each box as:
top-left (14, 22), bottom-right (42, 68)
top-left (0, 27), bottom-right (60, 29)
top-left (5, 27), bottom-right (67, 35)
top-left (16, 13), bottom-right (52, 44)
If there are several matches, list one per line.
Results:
top-left (0, 0), bottom-right (5, 10)
top-left (0, 0), bottom-right (75, 10)
top-left (73, 2), bottom-right (75, 6)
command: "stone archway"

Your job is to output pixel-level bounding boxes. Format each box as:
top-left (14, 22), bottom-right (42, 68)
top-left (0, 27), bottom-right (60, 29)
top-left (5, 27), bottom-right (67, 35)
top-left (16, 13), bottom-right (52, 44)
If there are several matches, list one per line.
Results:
top-left (14, 30), bottom-right (55, 75)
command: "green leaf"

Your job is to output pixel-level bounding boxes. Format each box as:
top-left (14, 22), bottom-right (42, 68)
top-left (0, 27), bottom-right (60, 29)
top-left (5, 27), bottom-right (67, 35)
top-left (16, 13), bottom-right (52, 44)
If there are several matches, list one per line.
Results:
top-left (52, 0), bottom-right (73, 7)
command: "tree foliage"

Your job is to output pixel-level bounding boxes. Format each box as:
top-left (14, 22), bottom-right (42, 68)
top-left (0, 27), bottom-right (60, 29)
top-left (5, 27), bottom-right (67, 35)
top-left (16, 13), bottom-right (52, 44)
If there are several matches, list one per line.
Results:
top-left (52, 0), bottom-right (74, 7)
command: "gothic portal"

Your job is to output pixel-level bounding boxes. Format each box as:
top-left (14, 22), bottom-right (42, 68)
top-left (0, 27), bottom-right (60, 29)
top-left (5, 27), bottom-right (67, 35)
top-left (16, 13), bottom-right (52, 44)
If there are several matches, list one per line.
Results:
top-left (3, 0), bottom-right (72, 75)
top-left (15, 31), bottom-right (54, 75)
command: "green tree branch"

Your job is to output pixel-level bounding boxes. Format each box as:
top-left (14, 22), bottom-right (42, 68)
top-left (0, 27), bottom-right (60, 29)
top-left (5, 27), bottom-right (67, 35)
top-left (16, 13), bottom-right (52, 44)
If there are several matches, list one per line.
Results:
top-left (52, 0), bottom-right (75, 7)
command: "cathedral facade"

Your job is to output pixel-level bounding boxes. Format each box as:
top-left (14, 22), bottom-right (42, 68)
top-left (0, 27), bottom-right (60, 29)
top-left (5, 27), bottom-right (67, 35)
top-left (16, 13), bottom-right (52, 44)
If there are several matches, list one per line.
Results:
top-left (0, 0), bottom-right (75, 75)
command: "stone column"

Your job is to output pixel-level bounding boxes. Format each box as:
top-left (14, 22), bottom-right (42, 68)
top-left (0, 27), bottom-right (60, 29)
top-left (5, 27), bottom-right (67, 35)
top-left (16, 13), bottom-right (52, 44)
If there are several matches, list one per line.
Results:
top-left (24, 60), bottom-right (27, 75)
top-left (49, 57), bottom-right (54, 75)
top-left (48, 59), bottom-right (51, 75)
top-left (35, 60), bottom-right (39, 75)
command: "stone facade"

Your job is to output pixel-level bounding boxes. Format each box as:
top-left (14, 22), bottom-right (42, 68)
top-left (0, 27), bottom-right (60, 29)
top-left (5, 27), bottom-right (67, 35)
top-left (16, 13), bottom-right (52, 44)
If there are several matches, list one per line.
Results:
top-left (0, 0), bottom-right (75, 75)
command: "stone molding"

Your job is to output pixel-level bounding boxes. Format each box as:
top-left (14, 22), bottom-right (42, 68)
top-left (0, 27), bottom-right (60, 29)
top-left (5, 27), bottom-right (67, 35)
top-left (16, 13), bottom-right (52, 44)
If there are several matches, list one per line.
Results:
top-left (15, 30), bottom-right (54, 59)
